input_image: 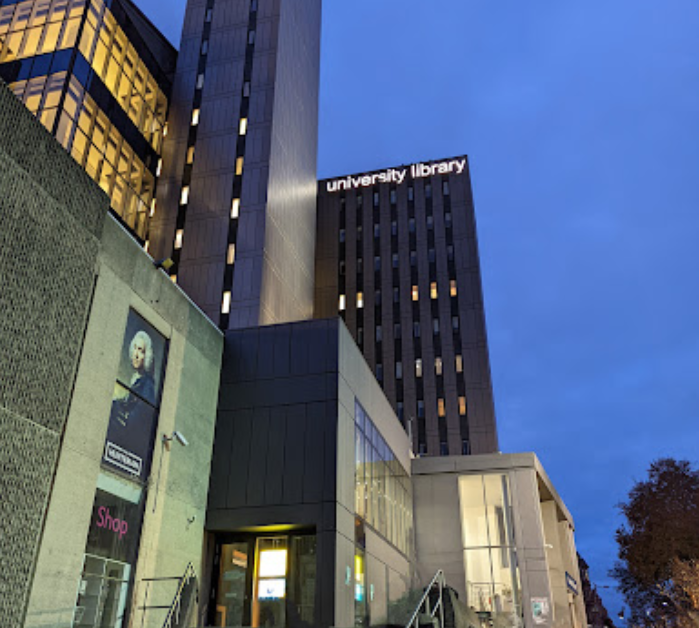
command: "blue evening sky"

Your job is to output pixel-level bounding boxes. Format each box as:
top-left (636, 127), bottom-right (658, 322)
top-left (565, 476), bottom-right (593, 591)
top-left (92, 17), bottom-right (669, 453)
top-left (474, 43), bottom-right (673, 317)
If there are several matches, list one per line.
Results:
top-left (138, 0), bottom-right (699, 615)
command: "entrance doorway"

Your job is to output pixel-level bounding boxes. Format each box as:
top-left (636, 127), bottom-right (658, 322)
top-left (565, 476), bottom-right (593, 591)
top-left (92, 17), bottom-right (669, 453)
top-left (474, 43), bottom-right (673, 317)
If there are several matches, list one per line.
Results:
top-left (211, 533), bottom-right (317, 628)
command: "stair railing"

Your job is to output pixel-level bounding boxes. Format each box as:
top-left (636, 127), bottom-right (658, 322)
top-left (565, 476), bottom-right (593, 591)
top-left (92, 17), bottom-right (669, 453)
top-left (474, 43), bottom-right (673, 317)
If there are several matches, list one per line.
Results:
top-left (138, 562), bottom-right (198, 628)
top-left (405, 569), bottom-right (446, 628)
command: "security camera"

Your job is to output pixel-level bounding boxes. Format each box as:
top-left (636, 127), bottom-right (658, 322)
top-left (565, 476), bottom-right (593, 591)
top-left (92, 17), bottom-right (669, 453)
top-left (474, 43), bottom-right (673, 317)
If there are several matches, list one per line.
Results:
top-left (173, 431), bottom-right (189, 447)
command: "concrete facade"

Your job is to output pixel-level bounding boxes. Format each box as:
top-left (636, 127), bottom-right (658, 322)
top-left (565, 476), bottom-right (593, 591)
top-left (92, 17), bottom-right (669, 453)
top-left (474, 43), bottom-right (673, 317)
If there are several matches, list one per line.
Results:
top-left (151, 0), bottom-right (321, 330)
top-left (412, 454), bottom-right (587, 628)
top-left (0, 80), bottom-right (223, 628)
top-left (315, 158), bottom-right (499, 458)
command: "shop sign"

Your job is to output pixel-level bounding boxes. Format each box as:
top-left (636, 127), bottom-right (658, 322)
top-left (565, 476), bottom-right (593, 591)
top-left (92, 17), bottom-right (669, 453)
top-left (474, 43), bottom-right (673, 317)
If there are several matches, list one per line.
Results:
top-left (86, 489), bottom-right (142, 565)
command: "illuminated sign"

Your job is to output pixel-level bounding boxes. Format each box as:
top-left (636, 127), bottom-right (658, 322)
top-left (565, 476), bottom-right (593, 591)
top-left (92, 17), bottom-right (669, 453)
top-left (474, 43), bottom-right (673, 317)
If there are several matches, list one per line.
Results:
top-left (325, 158), bottom-right (467, 193)
top-left (259, 579), bottom-right (286, 599)
top-left (259, 549), bottom-right (287, 578)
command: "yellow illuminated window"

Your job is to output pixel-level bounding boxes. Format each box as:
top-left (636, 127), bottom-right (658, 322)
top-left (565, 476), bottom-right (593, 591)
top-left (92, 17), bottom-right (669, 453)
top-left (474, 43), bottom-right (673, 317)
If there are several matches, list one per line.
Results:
top-left (357, 292), bottom-right (364, 309)
top-left (186, 146), bottom-right (195, 164)
top-left (170, 274), bottom-right (177, 284)
top-left (259, 549), bottom-right (287, 578)
top-left (191, 108), bottom-right (200, 126)
top-left (450, 280), bottom-right (457, 297)
top-left (412, 286), bottom-right (419, 301)
top-left (231, 198), bottom-right (240, 219)
top-left (221, 291), bottom-right (231, 314)
top-left (227, 244), bottom-right (236, 265)
top-left (459, 396), bottom-right (467, 416)
top-left (180, 186), bottom-right (189, 205)
top-left (438, 399), bottom-right (446, 418)
top-left (455, 355), bottom-right (463, 373)
top-left (339, 295), bottom-right (346, 311)
top-left (430, 282), bottom-right (438, 300)
top-left (435, 357), bottom-right (443, 376)
top-left (174, 229), bottom-right (184, 249)
top-left (415, 359), bottom-right (423, 378)
top-left (235, 157), bottom-right (244, 175)
top-left (239, 117), bottom-right (248, 135)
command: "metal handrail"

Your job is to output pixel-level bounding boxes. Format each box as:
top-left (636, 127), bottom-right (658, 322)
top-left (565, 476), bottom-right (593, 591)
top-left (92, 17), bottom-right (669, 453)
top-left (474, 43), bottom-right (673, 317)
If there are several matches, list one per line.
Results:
top-left (161, 562), bottom-right (198, 628)
top-left (405, 569), bottom-right (446, 628)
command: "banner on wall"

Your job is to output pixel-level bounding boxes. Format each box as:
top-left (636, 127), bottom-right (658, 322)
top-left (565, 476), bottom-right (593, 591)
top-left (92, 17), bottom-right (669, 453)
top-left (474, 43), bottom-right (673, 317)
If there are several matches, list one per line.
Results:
top-left (103, 310), bottom-right (167, 482)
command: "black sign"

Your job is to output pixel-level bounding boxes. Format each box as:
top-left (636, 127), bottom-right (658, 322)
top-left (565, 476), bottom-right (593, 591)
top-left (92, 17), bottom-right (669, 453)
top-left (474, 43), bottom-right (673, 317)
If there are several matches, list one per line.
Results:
top-left (86, 489), bottom-right (143, 565)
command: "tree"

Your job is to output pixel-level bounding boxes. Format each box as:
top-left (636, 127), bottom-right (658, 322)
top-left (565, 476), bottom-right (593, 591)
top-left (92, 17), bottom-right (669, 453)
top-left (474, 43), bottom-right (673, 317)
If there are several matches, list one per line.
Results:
top-left (611, 459), bottom-right (699, 628)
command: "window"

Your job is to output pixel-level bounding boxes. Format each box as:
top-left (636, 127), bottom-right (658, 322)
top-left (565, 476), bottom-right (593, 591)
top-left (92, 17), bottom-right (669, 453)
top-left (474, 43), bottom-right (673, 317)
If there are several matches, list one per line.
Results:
top-left (221, 291), bottom-right (231, 314)
top-left (409, 218), bottom-right (416, 233)
top-left (235, 157), bottom-right (244, 175)
top-left (231, 198), bottom-right (240, 219)
top-left (455, 355), bottom-right (463, 373)
top-left (462, 440), bottom-right (470, 455)
top-left (433, 319), bottom-right (440, 335)
top-left (376, 363), bottom-right (383, 381)
top-left (248, 30), bottom-right (255, 45)
top-left (186, 146), bottom-right (195, 164)
top-left (201, 40), bottom-right (209, 55)
top-left (445, 212), bottom-right (452, 229)
top-left (357, 327), bottom-right (363, 345)
top-left (374, 256), bottom-right (381, 272)
top-left (395, 362), bottom-right (403, 379)
top-left (339, 295), bottom-right (346, 311)
top-left (428, 248), bottom-right (436, 263)
top-left (196, 73), bottom-right (205, 89)
top-left (452, 316), bottom-right (460, 331)
top-left (191, 108), bottom-right (200, 125)
top-left (374, 223), bottom-right (380, 238)
top-left (412, 286), bottom-right (419, 301)
top-left (459, 396), bottom-right (467, 416)
top-left (375, 325), bottom-right (382, 342)
top-left (357, 292), bottom-right (364, 309)
top-left (438, 399), bottom-right (446, 418)
top-left (413, 321), bottom-right (421, 338)
top-left (375, 289), bottom-right (381, 305)
top-left (408, 186), bottom-right (414, 202)
top-left (250, 0), bottom-right (258, 11)
top-left (392, 253), bottom-right (399, 269)
top-left (450, 280), bottom-right (457, 297)
top-left (357, 194), bottom-right (364, 207)
top-left (339, 229), bottom-right (345, 243)
top-left (339, 261), bottom-right (346, 276)
top-left (174, 229), bottom-right (183, 249)
top-left (410, 251), bottom-right (417, 267)
top-left (391, 220), bottom-right (397, 236)
top-left (417, 400), bottom-right (425, 418)
top-left (435, 357), bottom-right (443, 376)
top-left (397, 403), bottom-right (404, 422)
top-left (426, 215), bottom-right (434, 230)
top-left (418, 442), bottom-right (427, 455)
top-left (425, 184), bottom-right (432, 198)
top-left (205, 8), bottom-right (213, 22)
top-left (357, 226), bottom-right (363, 241)
top-left (373, 191), bottom-right (380, 206)
top-left (239, 117), bottom-right (248, 135)
top-left (180, 186), bottom-right (189, 205)
top-left (393, 287), bottom-right (399, 303)
top-left (243, 81), bottom-right (251, 97)
top-left (394, 323), bottom-right (401, 339)
top-left (442, 180), bottom-right (450, 196)
top-left (447, 245), bottom-right (454, 262)
top-left (357, 258), bottom-right (363, 274)
top-left (430, 282), bottom-right (438, 300)
top-left (440, 442), bottom-right (449, 456)
top-left (415, 359), bottom-right (423, 378)
top-left (390, 189), bottom-right (397, 204)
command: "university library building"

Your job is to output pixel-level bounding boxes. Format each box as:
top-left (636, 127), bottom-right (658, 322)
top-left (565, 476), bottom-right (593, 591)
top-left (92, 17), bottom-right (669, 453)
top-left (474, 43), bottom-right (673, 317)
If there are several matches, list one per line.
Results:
top-left (0, 1), bottom-right (588, 627)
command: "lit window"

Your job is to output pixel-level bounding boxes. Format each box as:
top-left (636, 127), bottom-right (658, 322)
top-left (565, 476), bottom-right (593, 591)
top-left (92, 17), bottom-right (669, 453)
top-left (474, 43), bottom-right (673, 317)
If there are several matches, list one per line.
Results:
top-left (236, 157), bottom-right (244, 175)
top-left (415, 359), bottom-right (423, 378)
top-left (239, 117), bottom-right (248, 135)
top-left (455, 355), bottom-right (463, 373)
top-left (259, 549), bottom-right (287, 577)
top-left (430, 282), bottom-right (438, 299)
top-left (156, 159), bottom-right (163, 176)
top-left (231, 198), bottom-right (240, 218)
top-left (144, 240), bottom-right (150, 253)
top-left (435, 357), bottom-right (443, 376)
top-left (191, 108), bottom-right (200, 125)
top-left (450, 280), bottom-right (457, 297)
top-left (180, 186), bottom-right (190, 205)
top-left (339, 294), bottom-right (346, 311)
top-left (150, 199), bottom-right (156, 217)
top-left (221, 291), bottom-right (231, 314)
top-left (396, 362), bottom-right (403, 379)
top-left (438, 398), bottom-right (446, 418)
top-left (174, 229), bottom-right (184, 249)
top-left (227, 244), bottom-right (236, 265)
top-left (196, 73), bottom-right (205, 89)
top-left (248, 30), bottom-right (256, 44)
top-left (459, 396), bottom-right (467, 416)
top-left (186, 146), bottom-right (195, 164)
top-left (357, 292), bottom-right (363, 309)
top-left (412, 286), bottom-right (419, 301)
top-left (171, 274), bottom-right (177, 284)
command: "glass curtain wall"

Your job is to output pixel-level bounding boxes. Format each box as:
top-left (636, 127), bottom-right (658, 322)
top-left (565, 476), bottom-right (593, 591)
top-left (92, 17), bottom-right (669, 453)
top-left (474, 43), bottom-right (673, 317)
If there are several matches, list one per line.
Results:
top-left (458, 474), bottom-right (523, 628)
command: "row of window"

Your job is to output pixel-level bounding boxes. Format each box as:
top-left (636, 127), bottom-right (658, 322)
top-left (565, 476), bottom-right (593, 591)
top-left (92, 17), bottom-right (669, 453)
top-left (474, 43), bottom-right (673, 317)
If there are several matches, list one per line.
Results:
top-left (340, 180), bottom-right (450, 208)
top-left (340, 279), bottom-right (457, 309)
top-left (339, 212), bottom-right (453, 243)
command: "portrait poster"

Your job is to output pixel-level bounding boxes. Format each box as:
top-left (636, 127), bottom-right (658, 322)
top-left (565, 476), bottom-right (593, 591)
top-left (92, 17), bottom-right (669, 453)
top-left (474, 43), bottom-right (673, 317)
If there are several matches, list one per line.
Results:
top-left (103, 310), bottom-right (168, 482)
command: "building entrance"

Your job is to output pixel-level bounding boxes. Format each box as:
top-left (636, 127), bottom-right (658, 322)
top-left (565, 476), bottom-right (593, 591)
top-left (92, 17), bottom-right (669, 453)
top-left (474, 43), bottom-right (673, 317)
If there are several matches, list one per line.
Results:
top-left (211, 533), bottom-right (317, 628)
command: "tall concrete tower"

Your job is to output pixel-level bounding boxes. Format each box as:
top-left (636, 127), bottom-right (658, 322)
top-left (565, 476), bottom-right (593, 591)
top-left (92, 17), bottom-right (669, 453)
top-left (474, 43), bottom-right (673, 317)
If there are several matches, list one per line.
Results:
top-left (151, 0), bottom-right (321, 329)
